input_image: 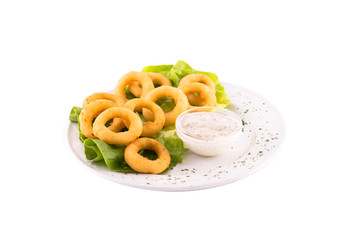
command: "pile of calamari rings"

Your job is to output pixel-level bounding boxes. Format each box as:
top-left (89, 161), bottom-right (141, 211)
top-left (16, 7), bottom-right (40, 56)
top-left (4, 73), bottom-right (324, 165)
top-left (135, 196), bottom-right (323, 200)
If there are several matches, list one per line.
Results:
top-left (78, 71), bottom-right (217, 174)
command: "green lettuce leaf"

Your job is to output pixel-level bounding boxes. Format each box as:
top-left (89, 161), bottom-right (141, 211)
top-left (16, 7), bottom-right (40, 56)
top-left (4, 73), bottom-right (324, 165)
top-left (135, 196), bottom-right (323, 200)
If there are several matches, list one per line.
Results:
top-left (83, 139), bottom-right (104, 161)
top-left (142, 60), bottom-right (230, 108)
top-left (152, 128), bottom-right (188, 155)
top-left (155, 97), bottom-right (176, 113)
top-left (142, 65), bottom-right (174, 80)
top-left (69, 106), bottom-right (82, 122)
top-left (151, 127), bottom-right (188, 172)
top-left (77, 127), bottom-right (187, 173)
top-left (125, 87), bottom-right (136, 100)
top-left (168, 61), bottom-right (197, 86)
top-left (84, 139), bottom-right (135, 173)
top-left (69, 106), bottom-right (87, 142)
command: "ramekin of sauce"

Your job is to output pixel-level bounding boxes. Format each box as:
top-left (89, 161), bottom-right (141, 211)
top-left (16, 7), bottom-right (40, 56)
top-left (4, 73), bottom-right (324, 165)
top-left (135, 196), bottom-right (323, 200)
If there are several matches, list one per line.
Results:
top-left (175, 106), bottom-right (242, 156)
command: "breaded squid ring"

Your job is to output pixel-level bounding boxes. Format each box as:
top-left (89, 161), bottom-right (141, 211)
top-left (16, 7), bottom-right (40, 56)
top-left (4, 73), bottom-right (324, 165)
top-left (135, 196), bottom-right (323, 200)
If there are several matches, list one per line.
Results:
top-left (123, 99), bottom-right (165, 137)
top-left (83, 92), bottom-right (124, 107)
top-left (143, 86), bottom-right (188, 126)
top-left (114, 71), bottom-right (154, 102)
top-left (124, 138), bottom-right (171, 174)
top-left (128, 72), bottom-right (172, 98)
top-left (79, 100), bottom-right (124, 139)
top-left (92, 107), bottom-right (143, 145)
top-left (178, 82), bottom-right (217, 109)
top-left (178, 74), bottom-right (216, 106)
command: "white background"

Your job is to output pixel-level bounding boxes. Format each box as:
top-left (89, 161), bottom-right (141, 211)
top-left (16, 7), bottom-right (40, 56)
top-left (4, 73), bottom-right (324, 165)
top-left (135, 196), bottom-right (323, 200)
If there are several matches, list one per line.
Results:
top-left (1, 0), bottom-right (359, 239)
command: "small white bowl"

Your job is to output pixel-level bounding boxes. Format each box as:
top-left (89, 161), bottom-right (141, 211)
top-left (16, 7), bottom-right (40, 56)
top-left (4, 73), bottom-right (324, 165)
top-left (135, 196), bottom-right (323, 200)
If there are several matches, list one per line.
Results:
top-left (175, 106), bottom-right (243, 157)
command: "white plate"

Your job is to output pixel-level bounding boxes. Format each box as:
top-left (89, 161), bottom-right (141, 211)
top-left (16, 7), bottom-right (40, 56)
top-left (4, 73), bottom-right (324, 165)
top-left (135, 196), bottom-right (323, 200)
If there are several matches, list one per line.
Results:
top-left (66, 83), bottom-right (285, 191)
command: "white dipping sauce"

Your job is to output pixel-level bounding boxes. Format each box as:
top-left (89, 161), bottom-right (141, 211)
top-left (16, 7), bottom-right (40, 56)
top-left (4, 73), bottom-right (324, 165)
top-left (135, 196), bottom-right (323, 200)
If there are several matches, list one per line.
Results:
top-left (179, 111), bottom-right (241, 141)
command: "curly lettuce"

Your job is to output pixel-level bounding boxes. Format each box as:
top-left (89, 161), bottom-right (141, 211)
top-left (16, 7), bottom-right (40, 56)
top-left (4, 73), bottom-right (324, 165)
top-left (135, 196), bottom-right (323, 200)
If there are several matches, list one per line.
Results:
top-left (151, 126), bottom-right (187, 170)
top-left (142, 60), bottom-right (230, 108)
top-left (69, 106), bottom-right (86, 142)
top-left (81, 128), bottom-right (187, 173)
top-left (142, 64), bottom-right (173, 79)
top-left (83, 138), bottom-right (135, 172)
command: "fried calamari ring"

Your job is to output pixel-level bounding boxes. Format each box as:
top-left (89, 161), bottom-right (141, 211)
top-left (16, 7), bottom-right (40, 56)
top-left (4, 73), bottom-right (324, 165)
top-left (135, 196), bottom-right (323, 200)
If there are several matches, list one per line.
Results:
top-left (178, 74), bottom-right (216, 106)
top-left (143, 86), bottom-right (188, 126)
top-left (79, 100), bottom-right (124, 139)
top-left (178, 82), bottom-right (216, 109)
top-left (83, 92), bottom-right (124, 107)
top-left (124, 138), bottom-right (171, 174)
top-left (123, 99), bottom-right (165, 137)
top-left (128, 72), bottom-right (172, 98)
top-left (114, 71), bottom-right (154, 102)
top-left (92, 107), bottom-right (143, 145)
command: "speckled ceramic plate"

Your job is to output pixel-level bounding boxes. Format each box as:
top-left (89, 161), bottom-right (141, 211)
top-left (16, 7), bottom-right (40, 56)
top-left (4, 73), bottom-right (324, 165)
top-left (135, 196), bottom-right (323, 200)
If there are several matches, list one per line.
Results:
top-left (66, 83), bottom-right (285, 191)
